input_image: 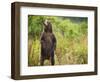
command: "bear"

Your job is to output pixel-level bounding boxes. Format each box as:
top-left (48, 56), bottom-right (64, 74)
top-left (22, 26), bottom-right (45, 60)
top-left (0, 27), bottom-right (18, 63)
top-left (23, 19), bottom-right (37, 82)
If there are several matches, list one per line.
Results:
top-left (40, 19), bottom-right (56, 66)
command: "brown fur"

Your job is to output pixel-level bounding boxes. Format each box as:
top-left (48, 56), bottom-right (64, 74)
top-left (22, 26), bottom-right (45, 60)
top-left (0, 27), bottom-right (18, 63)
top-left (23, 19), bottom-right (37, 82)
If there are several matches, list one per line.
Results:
top-left (40, 20), bottom-right (56, 65)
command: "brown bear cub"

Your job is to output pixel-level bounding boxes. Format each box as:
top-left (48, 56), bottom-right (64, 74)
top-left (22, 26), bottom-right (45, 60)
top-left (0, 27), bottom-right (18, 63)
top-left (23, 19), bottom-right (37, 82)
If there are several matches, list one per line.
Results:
top-left (40, 19), bottom-right (56, 66)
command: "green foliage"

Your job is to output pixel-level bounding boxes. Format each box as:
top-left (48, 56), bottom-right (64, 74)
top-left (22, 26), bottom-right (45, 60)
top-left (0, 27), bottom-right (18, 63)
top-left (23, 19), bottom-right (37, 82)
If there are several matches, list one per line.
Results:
top-left (28, 15), bottom-right (44, 38)
top-left (28, 39), bottom-right (40, 66)
top-left (28, 15), bottom-right (88, 66)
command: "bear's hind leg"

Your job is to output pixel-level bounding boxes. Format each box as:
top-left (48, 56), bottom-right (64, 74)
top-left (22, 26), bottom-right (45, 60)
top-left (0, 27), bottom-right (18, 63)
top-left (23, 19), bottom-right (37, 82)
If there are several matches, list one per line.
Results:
top-left (40, 57), bottom-right (44, 66)
top-left (50, 51), bottom-right (55, 65)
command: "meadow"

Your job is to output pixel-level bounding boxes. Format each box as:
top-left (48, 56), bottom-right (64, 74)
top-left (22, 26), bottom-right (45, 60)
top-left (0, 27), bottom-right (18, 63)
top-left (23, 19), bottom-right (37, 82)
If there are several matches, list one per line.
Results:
top-left (28, 15), bottom-right (88, 66)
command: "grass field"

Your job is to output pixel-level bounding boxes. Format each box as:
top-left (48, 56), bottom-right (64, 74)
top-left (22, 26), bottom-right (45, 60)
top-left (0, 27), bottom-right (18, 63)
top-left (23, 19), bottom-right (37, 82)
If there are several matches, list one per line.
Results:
top-left (28, 15), bottom-right (88, 66)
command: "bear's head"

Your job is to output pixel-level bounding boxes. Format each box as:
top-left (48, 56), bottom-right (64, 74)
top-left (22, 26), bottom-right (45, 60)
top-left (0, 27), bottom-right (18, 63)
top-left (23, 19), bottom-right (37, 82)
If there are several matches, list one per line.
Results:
top-left (43, 19), bottom-right (52, 33)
